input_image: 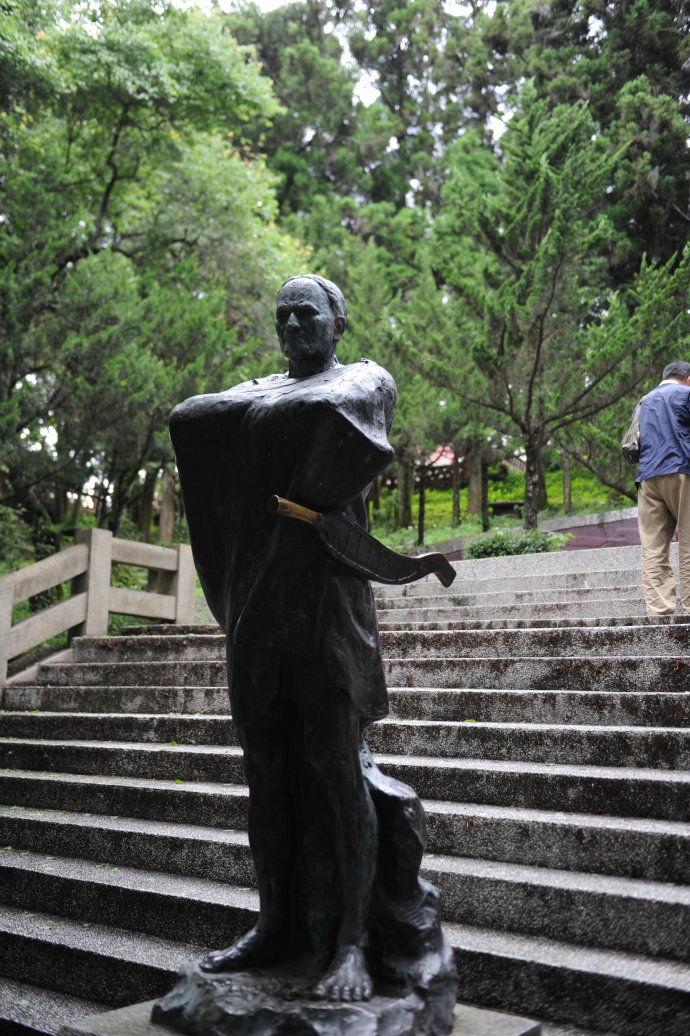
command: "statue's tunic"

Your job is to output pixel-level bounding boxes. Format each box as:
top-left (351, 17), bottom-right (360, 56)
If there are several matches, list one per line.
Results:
top-left (170, 359), bottom-right (396, 726)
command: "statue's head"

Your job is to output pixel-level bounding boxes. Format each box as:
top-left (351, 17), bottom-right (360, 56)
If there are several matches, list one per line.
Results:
top-left (276, 275), bottom-right (347, 375)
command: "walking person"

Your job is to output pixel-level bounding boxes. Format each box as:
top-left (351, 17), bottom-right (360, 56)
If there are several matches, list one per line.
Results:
top-left (637, 360), bottom-right (690, 615)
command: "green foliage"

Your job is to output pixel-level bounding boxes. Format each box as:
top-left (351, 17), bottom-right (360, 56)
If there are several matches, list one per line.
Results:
top-left (0, 505), bottom-right (34, 574)
top-left (0, 0), bottom-right (306, 543)
top-left (3, 0), bottom-right (689, 551)
top-left (463, 529), bottom-right (571, 560)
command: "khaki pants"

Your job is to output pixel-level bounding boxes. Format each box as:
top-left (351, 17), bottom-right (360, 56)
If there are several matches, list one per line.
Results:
top-left (638, 473), bottom-right (690, 614)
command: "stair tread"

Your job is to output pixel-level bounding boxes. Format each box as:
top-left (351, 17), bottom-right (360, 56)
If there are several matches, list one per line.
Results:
top-left (4, 712), bottom-right (689, 734)
top-left (0, 975), bottom-right (106, 1033)
top-left (0, 803), bottom-right (249, 843)
top-left (17, 682), bottom-right (689, 694)
top-left (376, 753), bottom-right (690, 781)
top-left (423, 854), bottom-right (690, 902)
top-left (0, 842), bottom-right (258, 906)
top-left (5, 739), bottom-right (690, 778)
top-left (2, 812), bottom-right (688, 902)
top-left (0, 768), bottom-right (248, 796)
top-left (1, 737), bottom-right (242, 754)
top-left (425, 799), bottom-right (690, 835)
top-left (445, 923), bottom-right (690, 988)
top-left (4, 747), bottom-right (689, 780)
top-left (0, 902), bottom-right (207, 966)
top-left (3, 776), bottom-right (689, 833)
top-left (381, 719), bottom-right (687, 733)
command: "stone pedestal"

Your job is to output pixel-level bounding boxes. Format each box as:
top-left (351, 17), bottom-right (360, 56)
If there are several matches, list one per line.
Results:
top-left (150, 956), bottom-right (455, 1035)
top-left (58, 998), bottom-right (541, 1036)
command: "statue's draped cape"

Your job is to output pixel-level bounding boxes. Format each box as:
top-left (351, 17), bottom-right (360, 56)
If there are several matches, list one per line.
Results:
top-left (169, 359), bottom-right (397, 725)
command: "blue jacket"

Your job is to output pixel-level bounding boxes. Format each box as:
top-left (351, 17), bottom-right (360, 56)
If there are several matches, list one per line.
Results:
top-left (637, 381), bottom-right (690, 482)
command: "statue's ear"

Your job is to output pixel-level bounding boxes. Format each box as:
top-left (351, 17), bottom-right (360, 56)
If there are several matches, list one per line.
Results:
top-left (333, 316), bottom-right (346, 342)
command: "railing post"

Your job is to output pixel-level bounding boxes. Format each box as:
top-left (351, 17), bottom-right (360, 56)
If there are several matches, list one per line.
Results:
top-left (0, 580), bottom-right (14, 689)
top-left (71, 528), bottom-right (113, 638)
top-left (173, 543), bottom-right (196, 625)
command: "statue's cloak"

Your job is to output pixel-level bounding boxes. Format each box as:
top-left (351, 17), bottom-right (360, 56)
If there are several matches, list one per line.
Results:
top-left (169, 359), bottom-right (396, 725)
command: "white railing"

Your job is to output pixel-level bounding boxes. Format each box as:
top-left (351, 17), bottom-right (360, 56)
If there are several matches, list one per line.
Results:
top-left (0, 529), bottom-right (195, 687)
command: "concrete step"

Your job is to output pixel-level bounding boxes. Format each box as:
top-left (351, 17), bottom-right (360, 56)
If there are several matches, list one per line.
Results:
top-left (32, 655), bottom-right (690, 692)
top-left (5, 892), bottom-right (687, 1036)
top-left (379, 615), bottom-right (690, 631)
top-left (376, 599), bottom-right (648, 623)
top-left (447, 923), bottom-right (690, 1036)
top-left (0, 712), bottom-right (238, 746)
top-left (3, 744), bottom-right (687, 820)
top-left (0, 807), bottom-right (255, 887)
top-left (72, 623), bottom-right (690, 662)
top-left (367, 720), bottom-right (690, 769)
top-left (384, 656), bottom-right (690, 692)
top-left (3, 790), bottom-right (688, 885)
top-left (2, 824), bottom-right (687, 964)
top-left (421, 544), bottom-right (648, 582)
top-left (2, 683), bottom-right (231, 715)
top-left (387, 688), bottom-right (690, 727)
top-left (7, 685), bottom-right (690, 727)
top-left (376, 754), bottom-right (690, 820)
top-left (423, 801), bottom-right (690, 884)
top-left (375, 568), bottom-right (643, 599)
top-left (377, 586), bottom-right (642, 610)
top-left (3, 714), bottom-right (687, 768)
top-left (2, 903), bottom-right (687, 1036)
top-left (381, 625), bottom-right (690, 659)
top-left (0, 841), bottom-right (257, 947)
top-left (0, 771), bottom-right (248, 830)
top-left (72, 635), bottom-right (226, 665)
top-left (120, 624), bottom-right (219, 636)
top-left (0, 738), bottom-right (245, 784)
top-left (126, 613), bottom-right (682, 634)
top-left (4, 716), bottom-right (683, 774)
top-left (0, 902), bottom-right (205, 1008)
top-left (426, 854), bottom-right (690, 963)
top-left (0, 976), bottom-right (106, 1036)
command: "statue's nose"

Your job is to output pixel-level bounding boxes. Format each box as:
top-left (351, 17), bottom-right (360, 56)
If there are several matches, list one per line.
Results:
top-left (286, 312), bottom-right (300, 328)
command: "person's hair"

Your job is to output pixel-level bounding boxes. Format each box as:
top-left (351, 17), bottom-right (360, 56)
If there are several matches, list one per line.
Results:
top-left (662, 360), bottom-right (690, 381)
top-left (279, 275), bottom-right (348, 326)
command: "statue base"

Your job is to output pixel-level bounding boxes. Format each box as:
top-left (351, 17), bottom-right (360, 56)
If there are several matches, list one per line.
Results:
top-left (57, 998), bottom-right (541, 1036)
top-left (150, 954), bottom-right (457, 1035)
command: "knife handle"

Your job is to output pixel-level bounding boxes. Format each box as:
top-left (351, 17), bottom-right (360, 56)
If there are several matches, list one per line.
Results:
top-left (268, 495), bottom-right (320, 526)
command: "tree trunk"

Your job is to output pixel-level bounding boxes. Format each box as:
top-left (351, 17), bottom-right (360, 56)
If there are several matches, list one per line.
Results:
top-left (398, 460), bottom-right (413, 528)
top-left (537, 454), bottom-right (548, 511)
top-left (137, 469), bottom-right (158, 543)
top-left (158, 467), bottom-right (176, 544)
top-left (523, 435), bottom-right (542, 530)
top-left (416, 465), bottom-right (426, 546)
top-left (369, 475), bottom-right (380, 510)
top-left (451, 449), bottom-right (461, 526)
top-left (562, 451), bottom-right (572, 514)
top-left (466, 452), bottom-right (483, 516)
top-left (480, 459), bottom-right (490, 531)
top-left (366, 476), bottom-right (380, 526)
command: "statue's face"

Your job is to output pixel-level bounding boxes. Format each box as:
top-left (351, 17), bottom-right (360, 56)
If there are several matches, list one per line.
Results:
top-left (276, 279), bottom-right (336, 367)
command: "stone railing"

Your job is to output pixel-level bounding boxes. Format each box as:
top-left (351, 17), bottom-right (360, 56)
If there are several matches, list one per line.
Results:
top-left (0, 529), bottom-right (195, 687)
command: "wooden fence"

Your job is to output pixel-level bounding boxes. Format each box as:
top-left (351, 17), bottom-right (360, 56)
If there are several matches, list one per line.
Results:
top-left (0, 528), bottom-right (195, 687)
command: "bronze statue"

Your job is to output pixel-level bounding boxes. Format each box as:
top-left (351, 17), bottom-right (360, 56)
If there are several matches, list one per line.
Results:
top-left (154, 275), bottom-right (456, 1035)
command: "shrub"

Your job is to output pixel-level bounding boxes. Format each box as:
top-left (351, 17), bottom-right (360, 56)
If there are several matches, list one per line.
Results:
top-left (0, 504), bottom-right (35, 575)
top-left (464, 529), bottom-right (571, 559)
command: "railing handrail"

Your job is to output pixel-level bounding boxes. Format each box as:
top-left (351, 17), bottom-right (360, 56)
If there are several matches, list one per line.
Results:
top-left (0, 528), bottom-right (195, 687)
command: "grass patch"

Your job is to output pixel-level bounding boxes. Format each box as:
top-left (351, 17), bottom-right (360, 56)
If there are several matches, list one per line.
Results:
top-left (369, 468), bottom-right (633, 550)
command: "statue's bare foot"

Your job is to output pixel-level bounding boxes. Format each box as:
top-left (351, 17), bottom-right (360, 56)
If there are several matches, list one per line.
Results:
top-left (200, 925), bottom-right (282, 973)
top-left (312, 945), bottom-right (373, 1002)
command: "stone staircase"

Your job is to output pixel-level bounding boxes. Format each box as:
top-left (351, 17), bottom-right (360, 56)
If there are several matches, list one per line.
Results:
top-left (1, 544), bottom-right (689, 1035)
